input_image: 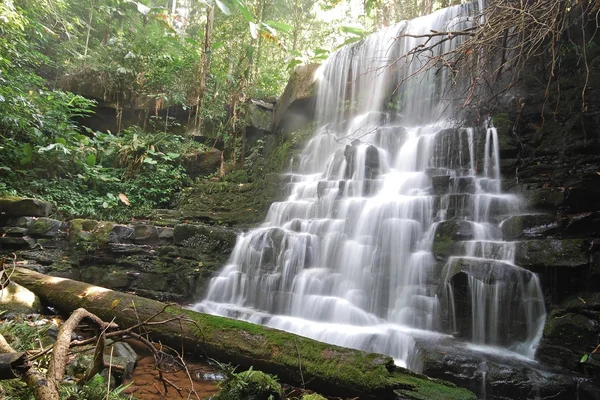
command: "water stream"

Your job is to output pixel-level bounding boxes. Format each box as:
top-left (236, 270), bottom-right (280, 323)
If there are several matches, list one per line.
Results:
top-left (194, 1), bottom-right (546, 371)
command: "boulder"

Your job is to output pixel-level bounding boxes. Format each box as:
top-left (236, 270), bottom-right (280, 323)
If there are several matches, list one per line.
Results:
top-left (0, 197), bottom-right (52, 217)
top-left (108, 224), bottom-right (135, 244)
top-left (536, 292), bottom-right (600, 371)
top-left (131, 224), bottom-right (160, 246)
top-left (246, 101), bottom-right (273, 132)
top-left (432, 220), bottom-right (474, 260)
top-left (515, 239), bottom-right (588, 268)
top-left (273, 63), bottom-right (320, 133)
top-left (501, 214), bottom-right (560, 240)
top-left (416, 337), bottom-right (581, 400)
top-left (27, 217), bottom-right (63, 238)
top-left (173, 223), bottom-right (237, 256)
top-left (181, 147), bottom-right (222, 179)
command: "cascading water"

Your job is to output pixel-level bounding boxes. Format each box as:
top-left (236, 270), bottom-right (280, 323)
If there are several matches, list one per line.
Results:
top-left (195, 1), bottom-right (546, 370)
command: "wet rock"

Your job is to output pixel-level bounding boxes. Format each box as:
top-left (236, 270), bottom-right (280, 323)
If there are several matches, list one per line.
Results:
top-left (173, 223), bottom-right (237, 256)
top-left (0, 197), bottom-right (53, 217)
top-left (432, 175), bottom-right (451, 195)
top-left (344, 144), bottom-right (380, 180)
top-left (416, 339), bottom-right (580, 400)
top-left (432, 220), bottom-right (473, 260)
top-left (433, 129), bottom-right (472, 170)
top-left (450, 176), bottom-right (476, 194)
top-left (444, 257), bottom-right (531, 284)
top-left (536, 292), bottom-right (600, 371)
top-left (515, 239), bottom-right (588, 268)
top-left (521, 188), bottom-right (566, 211)
top-left (501, 214), bottom-right (560, 240)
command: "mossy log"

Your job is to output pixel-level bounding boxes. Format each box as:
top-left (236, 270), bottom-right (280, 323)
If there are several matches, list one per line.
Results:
top-left (11, 267), bottom-right (475, 400)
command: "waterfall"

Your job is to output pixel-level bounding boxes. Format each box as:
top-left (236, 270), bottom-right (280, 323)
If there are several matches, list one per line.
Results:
top-left (195, 1), bottom-right (546, 369)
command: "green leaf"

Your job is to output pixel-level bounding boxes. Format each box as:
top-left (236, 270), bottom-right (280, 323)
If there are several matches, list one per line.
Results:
top-left (22, 143), bottom-right (33, 158)
top-left (212, 41), bottom-right (225, 50)
top-left (143, 157), bottom-right (158, 165)
top-left (215, 0), bottom-right (231, 15)
top-left (286, 59), bottom-right (302, 69)
top-left (86, 154), bottom-right (97, 167)
top-left (340, 26), bottom-right (369, 37)
top-left (264, 20), bottom-right (292, 32)
top-left (580, 354), bottom-right (589, 363)
top-left (232, 0), bottom-right (254, 22)
top-left (55, 137), bottom-right (67, 145)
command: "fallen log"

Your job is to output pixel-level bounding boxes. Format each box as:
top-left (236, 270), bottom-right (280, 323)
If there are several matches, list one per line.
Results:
top-left (11, 267), bottom-right (475, 400)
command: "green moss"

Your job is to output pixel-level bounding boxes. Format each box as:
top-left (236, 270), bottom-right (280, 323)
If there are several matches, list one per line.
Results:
top-left (492, 113), bottom-right (512, 137)
top-left (301, 394), bottom-right (328, 400)
top-left (29, 217), bottom-right (57, 235)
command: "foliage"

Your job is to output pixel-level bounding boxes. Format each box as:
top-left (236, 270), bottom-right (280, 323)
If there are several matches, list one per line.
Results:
top-left (211, 363), bottom-right (283, 400)
top-left (0, 316), bottom-right (133, 399)
top-left (0, 315), bottom-right (52, 352)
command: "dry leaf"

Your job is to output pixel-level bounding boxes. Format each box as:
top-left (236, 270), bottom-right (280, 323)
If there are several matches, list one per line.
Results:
top-left (118, 193), bottom-right (130, 206)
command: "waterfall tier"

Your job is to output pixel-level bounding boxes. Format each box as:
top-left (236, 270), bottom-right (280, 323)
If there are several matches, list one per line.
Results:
top-left (195, 1), bottom-right (546, 370)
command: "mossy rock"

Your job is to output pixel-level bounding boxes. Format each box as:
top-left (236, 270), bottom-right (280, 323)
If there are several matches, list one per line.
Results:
top-left (500, 213), bottom-right (559, 240)
top-left (0, 197), bottom-right (53, 217)
top-left (301, 394), bottom-right (328, 400)
top-left (28, 217), bottom-right (62, 238)
top-left (432, 220), bottom-right (472, 260)
top-left (69, 219), bottom-right (116, 249)
top-left (173, 223), bottom-right (237, 256)
top-left (514, 239), bottom-right (587, 268)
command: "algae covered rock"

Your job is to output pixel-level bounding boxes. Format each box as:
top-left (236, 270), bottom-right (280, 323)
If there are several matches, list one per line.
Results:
top-left (536, 292), bottom-right (600, 370)
top-left (28, 217), bottom-right (62, 238)
top-left (0, 197), bottom-right (52, 217)
top-left (500, 213), bottom-right (559, 240)
top-left (173, 223), bottom-right (237, 255)
top-left (514, 239), bottom-right (587, 268)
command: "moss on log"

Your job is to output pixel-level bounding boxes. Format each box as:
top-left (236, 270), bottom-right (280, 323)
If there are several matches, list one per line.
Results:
top-left (11, 268), bottom-right (475, 400)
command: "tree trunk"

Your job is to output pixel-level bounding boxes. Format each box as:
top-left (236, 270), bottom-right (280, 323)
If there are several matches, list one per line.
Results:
top-left (10, 268), bottom-right (475, 400)
top-left (195, 5), bottom-right (214, 127)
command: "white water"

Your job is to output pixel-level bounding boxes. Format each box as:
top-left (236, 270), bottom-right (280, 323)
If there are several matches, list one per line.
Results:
top-left (195, 1), bottom-right (545, 370)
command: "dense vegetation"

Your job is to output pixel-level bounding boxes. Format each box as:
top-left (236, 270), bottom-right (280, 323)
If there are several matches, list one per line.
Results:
top-left (0, 0), bottom-right (462, 221)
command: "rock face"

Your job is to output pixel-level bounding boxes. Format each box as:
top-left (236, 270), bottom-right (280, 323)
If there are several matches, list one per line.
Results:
top-left (272, 63), bottom-right (319, 133)
top-left (0, 211), bottom-right (238, 302)
top-left (0, 197), bottom-right (52, 217)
